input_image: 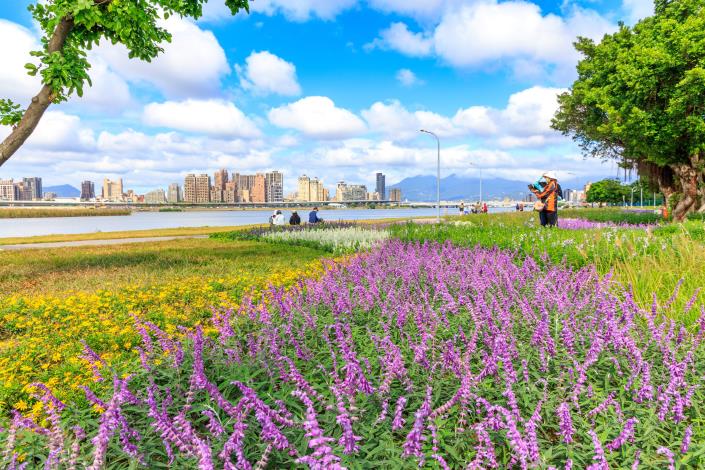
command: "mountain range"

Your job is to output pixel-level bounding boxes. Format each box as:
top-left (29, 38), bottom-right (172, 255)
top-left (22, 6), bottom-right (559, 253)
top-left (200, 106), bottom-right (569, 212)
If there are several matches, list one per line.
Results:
top-left (388, 174), bottom-right (602, 202)
top-left (44, 184), bottom-right (80, 198)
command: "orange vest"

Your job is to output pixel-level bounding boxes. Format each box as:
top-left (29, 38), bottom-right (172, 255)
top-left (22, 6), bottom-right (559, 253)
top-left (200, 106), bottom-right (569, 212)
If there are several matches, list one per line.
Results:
top-left (534, 180), bottom-right (557, 212)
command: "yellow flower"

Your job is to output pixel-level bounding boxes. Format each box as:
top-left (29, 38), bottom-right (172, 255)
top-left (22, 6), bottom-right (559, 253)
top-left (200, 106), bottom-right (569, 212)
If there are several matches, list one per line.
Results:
top-left (14, 399), bottom-right (28, 411)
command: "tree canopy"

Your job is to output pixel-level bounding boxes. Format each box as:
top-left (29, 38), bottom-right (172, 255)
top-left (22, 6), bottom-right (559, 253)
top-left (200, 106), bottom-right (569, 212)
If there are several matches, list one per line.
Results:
top-left (0, 0), bottom-right (250, 167)
top-left (586, 179), bottom-right (629, 205)
top-left (552, 0), bottom-right (705, 220)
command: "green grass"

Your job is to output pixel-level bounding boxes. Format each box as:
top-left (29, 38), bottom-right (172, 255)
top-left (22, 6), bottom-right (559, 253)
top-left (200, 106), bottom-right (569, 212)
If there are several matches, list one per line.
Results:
top-left (390, 212), bottom-right (705, 323)
top-left (0, 237), bottom-right (326, 296)
top-left (0, 208), bottom-right (131, 218)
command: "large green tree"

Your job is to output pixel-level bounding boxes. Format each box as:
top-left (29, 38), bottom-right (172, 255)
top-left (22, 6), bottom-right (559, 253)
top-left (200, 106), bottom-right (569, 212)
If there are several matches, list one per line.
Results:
top-left (0, 0), bottom-right (250, 167)
top-left (552, 0), bottom-right (705, 220)
top-left (586, 178), bottom-right (629, 205)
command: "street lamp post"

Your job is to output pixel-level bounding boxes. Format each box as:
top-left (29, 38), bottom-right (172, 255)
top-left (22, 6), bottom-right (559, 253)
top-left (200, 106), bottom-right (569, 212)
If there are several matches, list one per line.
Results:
top-left (420, 129), bottom-right (441, 223)
top-left (468, 162), bottom-right (483, 206)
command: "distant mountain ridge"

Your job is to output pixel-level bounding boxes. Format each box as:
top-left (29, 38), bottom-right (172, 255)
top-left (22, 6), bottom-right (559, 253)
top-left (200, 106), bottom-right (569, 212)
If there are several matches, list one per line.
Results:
top-left (44, 184), bottom-right (80, 197)
top-left (389, 174), bottom-right (602, 202)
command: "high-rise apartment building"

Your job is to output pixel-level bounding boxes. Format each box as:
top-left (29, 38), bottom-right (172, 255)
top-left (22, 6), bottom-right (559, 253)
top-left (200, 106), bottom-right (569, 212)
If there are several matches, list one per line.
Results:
top-left (234, 173), bottom-right (256, 202)
top-left (335, 181), bottom-right (367, 202)
top-left (14, 182), bottom-right (33, 201)
top-left (184, 174), bottom-right (211, 203)
top-left (80, 180), bottom-right (95, 200)
top-left (265, 171), bottom-right (284, 203)
top-left (214, 169), bottom-right (228, 191)
top-left (375, 173), bottom-right (386, 200)
top-left (298, 175), bottom-right (326, 202)
top-left (297, 175), bottom-right (311, 202)
top-left (224, 181), bottom-right (238, 203)
top-left (251, 174), bottom-right (266, 203)
top-left (210, 188), bottom-right (224, 203)
top-left (389, 188), bottom-right (402, 202)
top-left (145, 189), bottom-right (166, 204)
top-left (0, 179), bottom-right (15, 201)
top-left (167, 183), bottom-right (181, 203)
top-left (23, 177), bottom-right (42, 200)
top-left (102, 178), bottom-right (124, 201)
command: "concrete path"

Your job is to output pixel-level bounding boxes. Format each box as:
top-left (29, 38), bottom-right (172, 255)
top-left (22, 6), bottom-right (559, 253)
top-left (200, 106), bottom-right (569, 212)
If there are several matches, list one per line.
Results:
top-left (0, 235), bottom-right (208, 251)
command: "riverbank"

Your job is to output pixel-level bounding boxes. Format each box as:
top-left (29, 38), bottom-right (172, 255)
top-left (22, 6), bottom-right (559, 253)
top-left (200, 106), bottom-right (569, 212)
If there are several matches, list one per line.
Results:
top-left (0, 207), bottom-right (131, 218)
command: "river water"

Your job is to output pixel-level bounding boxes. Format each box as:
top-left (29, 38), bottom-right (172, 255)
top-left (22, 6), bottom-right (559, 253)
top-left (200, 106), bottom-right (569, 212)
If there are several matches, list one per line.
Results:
top-left (0, 207), bottom-right (512, 238)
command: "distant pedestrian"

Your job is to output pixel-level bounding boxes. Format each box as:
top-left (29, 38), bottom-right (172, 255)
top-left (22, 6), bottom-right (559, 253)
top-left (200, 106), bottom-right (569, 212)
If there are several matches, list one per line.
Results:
top-left (459, 202), bottom-right (465, 215)
top-left (273, 210), bottom-right (286, 226)
top-left (529, 171), bottom-right (559, 227)
top-left (289, 210), bottom-right (301, 225)
top-left (482, 203), bottom-right (488, 214)
top-left (309, 207), bottom-right (323, 224)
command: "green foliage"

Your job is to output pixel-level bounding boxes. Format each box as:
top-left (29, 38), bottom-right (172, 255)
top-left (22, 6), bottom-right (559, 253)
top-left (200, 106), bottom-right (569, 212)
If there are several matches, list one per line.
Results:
top-left (0, 99), bottom-right (24, 126)
top-left (7, 0), bottom-right (250, 105)
top-left (562, 208), bottom-right (662, 225)
top-left (586, 179), bottom-right (629, 204)
top-left (552, 0), bottom-right (705, 177)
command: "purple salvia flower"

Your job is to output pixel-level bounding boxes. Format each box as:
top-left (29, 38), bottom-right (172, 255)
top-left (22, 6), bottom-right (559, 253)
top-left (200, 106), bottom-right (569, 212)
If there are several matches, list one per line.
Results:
top-left (392, 396), bottom-right (407, 431)
top-left (202, 410), bottom-right (225, 437)
top-left (681, 425), bottom-right (692, 454)
top-left (657, 447), bottom-right (675, 470)
top-left (586, 430), bottom-right (608, 470)
top-left (556, 402), bottom-right (573, 444)
top-left (606, 417), bottom-right (638, 451)
top-left (292, 389), bottom-right (344, 470)
top-left (402, 386), bottom-right (433, 460)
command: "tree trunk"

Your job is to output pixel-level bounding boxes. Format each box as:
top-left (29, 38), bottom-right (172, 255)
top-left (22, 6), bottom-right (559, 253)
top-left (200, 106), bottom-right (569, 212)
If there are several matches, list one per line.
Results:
top-left (0, 15), bottom-right (74, 167)
top-left (671, 162), bottom-right (699, 221)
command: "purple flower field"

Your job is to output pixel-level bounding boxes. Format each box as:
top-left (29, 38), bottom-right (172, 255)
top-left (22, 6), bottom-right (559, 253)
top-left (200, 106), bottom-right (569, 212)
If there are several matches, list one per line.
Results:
top-left (557, 218), bottom-right (652, 230)
top-left (3, 240), bottom-right (704, 468)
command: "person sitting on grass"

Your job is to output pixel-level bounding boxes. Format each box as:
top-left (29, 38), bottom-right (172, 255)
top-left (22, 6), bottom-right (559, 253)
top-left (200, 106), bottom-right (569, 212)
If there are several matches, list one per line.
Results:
top-left (289, 210), bottom-right (301, 226)
top-left (308, 207), bottom-right (323, 224)
top-left (529, 171), bottom-right (559, 227)
top-left (273, 210), bottom-right (286, 226)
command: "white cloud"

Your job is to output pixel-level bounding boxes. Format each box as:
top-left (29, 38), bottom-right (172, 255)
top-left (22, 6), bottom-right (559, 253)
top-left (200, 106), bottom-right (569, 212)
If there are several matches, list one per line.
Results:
top-left (362, 100), bottom-right (461, 140)
top-left (396, 69), bottom-right (423, 87)
top-left (269, 96), bottom-right (367, 139)
top-left (143, 99), bottom-right (261, 138)
top-left (250, 0), bottom-right (357, 21)
top-left (372, 2), bottom-right (615, 80)
top-left (0, 20), bottom-right (41, 104)
top-left (24, 111), bottom-right (96, 152)
top-left (239, 51), bottom-right (302, 96)
top-left (499, 86), bottom-right (566, 137)
top-left (368, 22), bottom-right (433, 56)
top-left (622, 0), bottom-right (654, 23)
top-left (451, 106), bottom-right (498, 135)
top-left (96, 17), bottom-right (229, 98)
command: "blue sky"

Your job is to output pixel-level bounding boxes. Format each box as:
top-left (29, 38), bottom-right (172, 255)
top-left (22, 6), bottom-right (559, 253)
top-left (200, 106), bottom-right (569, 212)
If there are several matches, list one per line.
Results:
top-left (0, 0), bottom-right (653, 194)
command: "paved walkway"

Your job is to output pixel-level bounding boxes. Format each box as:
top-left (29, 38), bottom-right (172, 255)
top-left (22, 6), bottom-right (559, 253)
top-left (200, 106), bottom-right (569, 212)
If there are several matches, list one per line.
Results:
top-left (0, 235), bottom-right (208, 251)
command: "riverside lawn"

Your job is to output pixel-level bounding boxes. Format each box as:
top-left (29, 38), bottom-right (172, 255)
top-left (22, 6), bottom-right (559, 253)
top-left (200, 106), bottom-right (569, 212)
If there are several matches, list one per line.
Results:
top-left (4, 240), bottom-right (705, 468)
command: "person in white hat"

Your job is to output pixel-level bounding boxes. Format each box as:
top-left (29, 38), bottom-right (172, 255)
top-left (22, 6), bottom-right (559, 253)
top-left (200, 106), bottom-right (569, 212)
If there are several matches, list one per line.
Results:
top-left (528, 171), bottom-right (559, 227)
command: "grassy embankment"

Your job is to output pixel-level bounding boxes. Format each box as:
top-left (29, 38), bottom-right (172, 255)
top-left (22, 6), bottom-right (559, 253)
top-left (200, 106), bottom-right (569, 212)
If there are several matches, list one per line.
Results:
top-left (0, 208), bottom-right (131, 218)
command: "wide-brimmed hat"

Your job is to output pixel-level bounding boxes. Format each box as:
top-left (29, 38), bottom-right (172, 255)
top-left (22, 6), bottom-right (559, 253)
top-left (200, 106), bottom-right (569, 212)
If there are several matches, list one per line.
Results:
top-left (543, 171), bottom-right (557, 180)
